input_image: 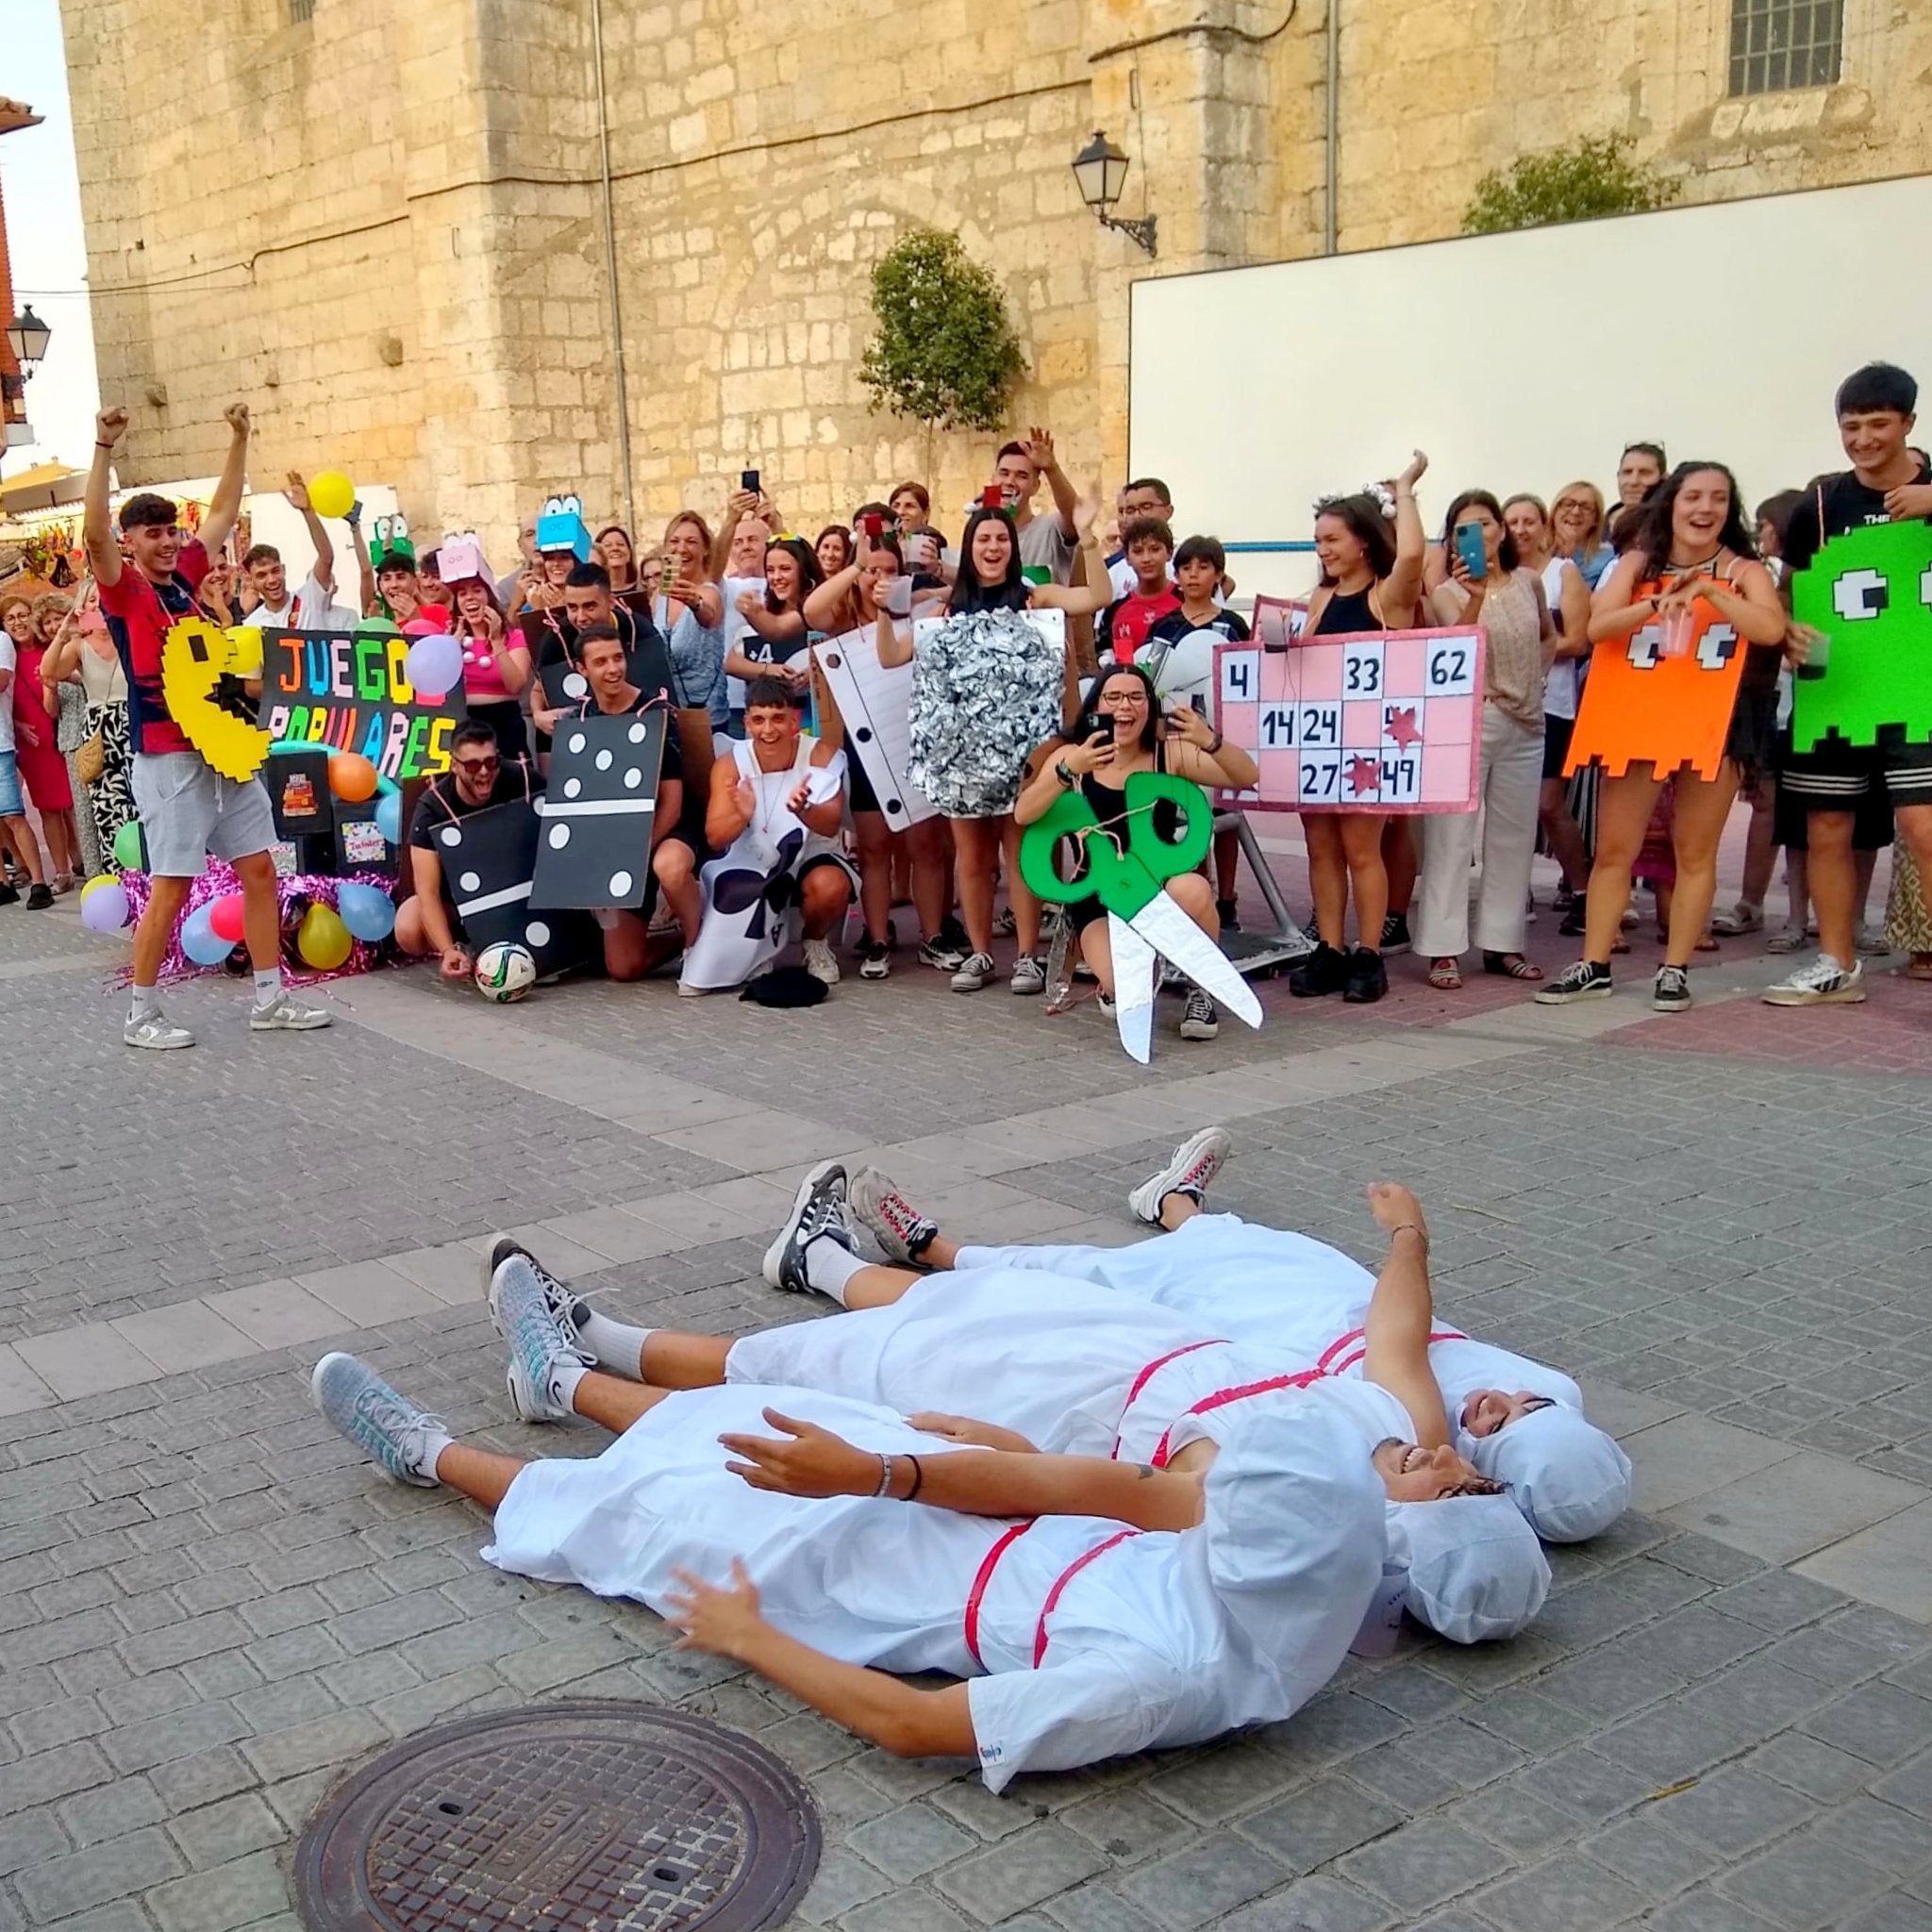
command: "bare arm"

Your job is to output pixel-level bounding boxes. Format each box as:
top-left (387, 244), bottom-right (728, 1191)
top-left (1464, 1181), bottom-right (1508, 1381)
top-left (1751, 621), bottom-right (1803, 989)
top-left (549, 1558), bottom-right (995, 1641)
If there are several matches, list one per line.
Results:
top-left (804, 564), bottom-right (861, 634)
top-left (285, 475), bottom-right (335, 594)
top-left (706, 755), bottom-right (752, 849)
top-left (1554, 559), bottom-right (1591, 661)
top-left (1026, 428), bottom-right (1079, 540)
top-left (1357, 1184), bottom-right (1453, 1450)
top-left (667, 1562), bottom-right (977, 1758)
top-left (1382, 453), bottom-right (1429, 618)
top-left (874, 605), bottom-right (912, 670)
top-left (1681, 558), bottom-right (1787, 646)
top-left (84, 408), bottom-right (127, 588)
top-left (408, 849), bottom-right (458, 955)
top-left (200, 403), bottom-right (251, 557)
top-left (349, 512), bottom-right (376, 617)
top-left (1588, 553), bottom-right (1657, 643)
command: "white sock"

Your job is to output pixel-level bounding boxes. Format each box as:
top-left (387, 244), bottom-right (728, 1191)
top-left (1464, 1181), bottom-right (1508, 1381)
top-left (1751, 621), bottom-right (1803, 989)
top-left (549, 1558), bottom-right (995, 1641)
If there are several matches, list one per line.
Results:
top-left (128, 984), bottom-right (162, 1024)
top-left (547, 1356), bottom-right (589, 1412)
top-left (253, 967), bottom-right (284, 1008)
top-left (803, 1237), bottom-right (864, 1307)
top-left (576, 1309), bottom-right (655, 1378)
top-left (415, 1426), bottom-right (455, 1482)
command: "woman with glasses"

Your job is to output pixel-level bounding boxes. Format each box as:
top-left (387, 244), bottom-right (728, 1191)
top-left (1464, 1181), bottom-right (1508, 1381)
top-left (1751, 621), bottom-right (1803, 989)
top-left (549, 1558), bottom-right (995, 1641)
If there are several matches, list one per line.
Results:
top-left (1013, 665), bottom-right (1257, 1041)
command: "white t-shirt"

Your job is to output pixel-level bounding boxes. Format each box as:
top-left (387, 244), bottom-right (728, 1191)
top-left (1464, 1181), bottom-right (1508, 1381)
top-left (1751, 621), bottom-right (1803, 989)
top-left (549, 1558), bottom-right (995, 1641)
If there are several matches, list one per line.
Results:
top-left (242, 575), bottom-right (356, 632)
top-left (720, 573), bottom-right (766, 710)
top-left (1541, 557), bottom-right (1582, 720)
top-left (0, 634), bottom-right (16, 753)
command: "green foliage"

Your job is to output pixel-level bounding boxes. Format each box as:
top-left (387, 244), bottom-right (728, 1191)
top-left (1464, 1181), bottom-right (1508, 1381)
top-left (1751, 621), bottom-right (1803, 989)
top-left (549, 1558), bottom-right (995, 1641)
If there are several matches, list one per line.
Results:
top-left (1462, 134), bottom-right (1681, 236)
top-left (858, 229), bottom-right (1026, 436)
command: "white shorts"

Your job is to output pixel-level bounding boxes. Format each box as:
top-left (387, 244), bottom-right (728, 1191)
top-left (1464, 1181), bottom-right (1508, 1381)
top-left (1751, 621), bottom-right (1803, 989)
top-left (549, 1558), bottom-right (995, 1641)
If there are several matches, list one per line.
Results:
top-left (130, 752), bottom-right (276, 877)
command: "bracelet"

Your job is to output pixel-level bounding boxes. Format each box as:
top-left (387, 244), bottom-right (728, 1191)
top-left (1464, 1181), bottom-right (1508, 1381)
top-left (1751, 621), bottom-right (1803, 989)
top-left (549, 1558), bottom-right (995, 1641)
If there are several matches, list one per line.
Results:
top-left (1054, 758), bottom-right (1076, 788)
top-left (905, 1455), bottom-right (924, 1503)
top-left (95, 441), bottom-right (115, 450)
top-left (1207, 727), bottom-right (1224, 755)
top-left (873, 1454), bottom-right (895, 1498)
top-left (1389, 1222), bottom-right (1428, 1243)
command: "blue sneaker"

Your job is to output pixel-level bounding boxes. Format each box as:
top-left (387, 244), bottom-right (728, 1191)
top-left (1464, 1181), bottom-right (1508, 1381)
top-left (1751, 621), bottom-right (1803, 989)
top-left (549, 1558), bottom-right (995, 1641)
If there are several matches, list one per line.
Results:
top-left (488, 1234), bottom-right (592, 1340)
top-left (489, 1253), bottom-right (594, 1423)
top-left (309, 1353), bottom-right (447, 1487)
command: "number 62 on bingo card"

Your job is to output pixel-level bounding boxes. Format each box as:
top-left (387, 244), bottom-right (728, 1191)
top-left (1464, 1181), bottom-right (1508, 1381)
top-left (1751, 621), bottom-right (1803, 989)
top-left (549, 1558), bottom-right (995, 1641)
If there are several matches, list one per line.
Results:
top-left (1210, 605), bottom-right (1487, 815)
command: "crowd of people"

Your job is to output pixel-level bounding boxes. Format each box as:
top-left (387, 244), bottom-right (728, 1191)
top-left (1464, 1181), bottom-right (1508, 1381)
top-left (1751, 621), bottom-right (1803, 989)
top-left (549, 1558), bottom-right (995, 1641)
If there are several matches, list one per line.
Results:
top-left (9, 357), bottom-right (1928, 1046)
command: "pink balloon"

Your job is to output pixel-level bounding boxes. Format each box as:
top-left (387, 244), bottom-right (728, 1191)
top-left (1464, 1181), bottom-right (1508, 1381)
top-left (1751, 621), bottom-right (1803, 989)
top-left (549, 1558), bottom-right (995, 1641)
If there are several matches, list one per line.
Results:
top-left (208, 892), bottom-right (247, 943)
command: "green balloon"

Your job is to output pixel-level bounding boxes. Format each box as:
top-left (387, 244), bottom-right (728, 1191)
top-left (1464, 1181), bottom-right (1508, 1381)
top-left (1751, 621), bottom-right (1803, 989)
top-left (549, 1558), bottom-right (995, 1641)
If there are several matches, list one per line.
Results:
top-left (111, 820), bottom-right (144, 871)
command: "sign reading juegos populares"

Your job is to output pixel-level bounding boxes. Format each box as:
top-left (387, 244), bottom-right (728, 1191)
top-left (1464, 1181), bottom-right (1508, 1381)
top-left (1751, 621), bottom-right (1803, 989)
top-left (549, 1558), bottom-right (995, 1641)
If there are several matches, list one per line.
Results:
top-left (258, 627), bottom-right (466, 781)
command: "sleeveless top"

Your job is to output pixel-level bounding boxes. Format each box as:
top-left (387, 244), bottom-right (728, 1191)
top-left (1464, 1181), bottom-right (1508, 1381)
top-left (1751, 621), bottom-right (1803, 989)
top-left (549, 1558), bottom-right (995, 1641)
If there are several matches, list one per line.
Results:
top-left (1310, 586), bottom-right (1383, 636)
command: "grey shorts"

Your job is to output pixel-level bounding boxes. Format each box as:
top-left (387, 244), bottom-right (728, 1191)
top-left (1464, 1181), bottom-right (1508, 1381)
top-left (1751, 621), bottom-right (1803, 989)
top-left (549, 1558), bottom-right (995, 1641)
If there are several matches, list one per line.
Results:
top-left (130, 752), bottom-right (276, 877)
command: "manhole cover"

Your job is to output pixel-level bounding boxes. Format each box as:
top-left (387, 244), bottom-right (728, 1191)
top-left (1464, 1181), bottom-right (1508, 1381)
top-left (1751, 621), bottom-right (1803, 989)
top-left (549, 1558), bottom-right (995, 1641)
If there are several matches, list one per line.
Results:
top-left (294, 1700), bottom-right (821, 1931)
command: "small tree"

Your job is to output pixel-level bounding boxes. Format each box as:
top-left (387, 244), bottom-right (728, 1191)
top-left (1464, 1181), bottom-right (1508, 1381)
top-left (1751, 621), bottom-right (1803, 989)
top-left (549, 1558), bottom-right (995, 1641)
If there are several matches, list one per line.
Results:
top-left (1462, 134), bottom-right (1680, 236)
top-left (858, 230), bottom-right (1026, 452)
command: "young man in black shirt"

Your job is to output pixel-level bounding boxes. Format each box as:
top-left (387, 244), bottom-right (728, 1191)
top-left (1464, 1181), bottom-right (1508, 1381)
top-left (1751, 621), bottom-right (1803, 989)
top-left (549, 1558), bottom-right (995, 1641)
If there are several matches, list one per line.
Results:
top-left (1768, 362), bottom-right (1932, 1007)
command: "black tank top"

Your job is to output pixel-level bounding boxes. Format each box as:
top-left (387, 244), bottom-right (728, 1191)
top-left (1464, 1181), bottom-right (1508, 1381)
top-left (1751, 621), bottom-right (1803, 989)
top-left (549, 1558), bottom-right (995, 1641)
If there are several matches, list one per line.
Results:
top-left (1311, 586), bottom-right (1383, 636)
top-left (1076, 741), bottom-right (1176, 844)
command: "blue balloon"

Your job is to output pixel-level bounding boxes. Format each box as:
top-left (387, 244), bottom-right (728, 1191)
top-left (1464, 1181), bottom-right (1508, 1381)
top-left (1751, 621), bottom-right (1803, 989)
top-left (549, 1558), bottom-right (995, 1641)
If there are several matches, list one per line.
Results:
top-left (336, 882), bottom-right (396, 943)
top-left (181, 904), bottom-right (233, 967)
top-left (375, 791), bottom-right (403, 846)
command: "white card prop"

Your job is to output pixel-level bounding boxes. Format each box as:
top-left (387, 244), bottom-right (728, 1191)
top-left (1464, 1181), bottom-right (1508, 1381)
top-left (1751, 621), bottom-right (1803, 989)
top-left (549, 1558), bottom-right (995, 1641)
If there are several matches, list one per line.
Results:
top-left (908, 606), bottom-right (1066, 817)
top-left (530, 712), bottom-right (668, 910)
top-left (811, 625), bottom-right (937, 830)
top-left (679, 743), bottom-right (851, 993)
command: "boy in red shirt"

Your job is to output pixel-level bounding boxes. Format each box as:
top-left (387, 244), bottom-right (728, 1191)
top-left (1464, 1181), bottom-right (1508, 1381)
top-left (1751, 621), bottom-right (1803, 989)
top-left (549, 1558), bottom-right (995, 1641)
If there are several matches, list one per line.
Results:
top-left (1095, 519), bottom-right (1182, 666)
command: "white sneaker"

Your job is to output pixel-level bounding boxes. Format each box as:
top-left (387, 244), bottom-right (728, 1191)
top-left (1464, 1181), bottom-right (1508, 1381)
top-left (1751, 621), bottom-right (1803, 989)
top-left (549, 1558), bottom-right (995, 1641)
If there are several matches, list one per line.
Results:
top-left (803, 939), bottom-right (841, 985)
top-left (249, 994), bottom-right (332, 1032)
top-left (488, 1253), bottom-right (594, 1423)
top-left (1128, 1126), bottom-right (1231, 1224)
top-left (850, 1167), bottom-right (941, 1264)
top-left (125, 1014), bottom-right (195, 1051)
top-left (762, 1160), bottom-right (854, 1293)
top-left (1762, 954), bottom-right (1867, 1007)
top-left (950, 950), bottom-right (995, 991)
top-left (1010, 953), bottom-right (1046, 996)
top-left (310, 1353), bottom-right (446, 1486)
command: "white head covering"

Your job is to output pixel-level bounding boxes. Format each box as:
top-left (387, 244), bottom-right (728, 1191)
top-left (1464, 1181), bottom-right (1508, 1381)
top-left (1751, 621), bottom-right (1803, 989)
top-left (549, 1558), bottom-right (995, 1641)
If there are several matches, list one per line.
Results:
top-left (1467, 1404), bottom-right (1633, 1543)
top-left (1387, 1492), bottom-right (1550, 1644)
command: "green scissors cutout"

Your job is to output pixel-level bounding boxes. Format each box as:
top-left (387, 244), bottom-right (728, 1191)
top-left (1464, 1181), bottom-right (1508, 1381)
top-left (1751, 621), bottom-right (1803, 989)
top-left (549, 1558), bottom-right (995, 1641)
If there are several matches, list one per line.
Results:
top-left (1019, 771), bottom-right (1261, 1063)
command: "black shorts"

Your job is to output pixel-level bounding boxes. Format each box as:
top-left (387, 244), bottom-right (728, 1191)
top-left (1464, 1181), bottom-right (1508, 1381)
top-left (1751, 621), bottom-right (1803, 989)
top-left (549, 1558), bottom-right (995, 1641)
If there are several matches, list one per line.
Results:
top-left (1779, 726), bottom-right (1932, 811)
top-left (1541, 714), bottom-right (1574, 781)
top-left (846, 753), bottom-right (880, 816)
top-left (1774, 758), bottom-right (1895, 852)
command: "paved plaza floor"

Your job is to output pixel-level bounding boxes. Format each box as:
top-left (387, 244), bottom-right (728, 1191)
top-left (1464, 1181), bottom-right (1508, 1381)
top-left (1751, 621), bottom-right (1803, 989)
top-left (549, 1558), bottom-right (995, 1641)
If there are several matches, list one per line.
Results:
top-left (3, 845), bottom-right (1930, 1932)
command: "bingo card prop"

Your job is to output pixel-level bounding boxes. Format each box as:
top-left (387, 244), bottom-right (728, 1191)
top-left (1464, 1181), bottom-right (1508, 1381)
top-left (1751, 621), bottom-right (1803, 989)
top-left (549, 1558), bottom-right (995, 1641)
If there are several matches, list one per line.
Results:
top-left (530, 713), bottom-right (668, 910)
top-left (1212, 612), bottom-right (1485, 813)
top-left (811, 625), bottom-right (938, 831)
top-left (1790, 518), bottom-right (1932, 754)
top-left (1565, 586), bottom-right (1746, 779)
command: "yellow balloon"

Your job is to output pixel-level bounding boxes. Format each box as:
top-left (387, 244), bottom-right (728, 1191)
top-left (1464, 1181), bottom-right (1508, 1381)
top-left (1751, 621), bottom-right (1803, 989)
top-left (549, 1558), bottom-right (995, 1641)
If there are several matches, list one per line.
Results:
top-left (79, 874), bottom-right (113, 901)
top-left (297, 903), bottom-right (353, 972)
top-left (308, 471), bottom-right (355, 521)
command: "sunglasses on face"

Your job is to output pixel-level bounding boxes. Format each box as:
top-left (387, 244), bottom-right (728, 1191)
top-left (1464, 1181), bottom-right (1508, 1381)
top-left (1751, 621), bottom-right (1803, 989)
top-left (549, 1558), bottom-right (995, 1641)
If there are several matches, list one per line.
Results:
top-left (454, 756), bottom-right (500, 775)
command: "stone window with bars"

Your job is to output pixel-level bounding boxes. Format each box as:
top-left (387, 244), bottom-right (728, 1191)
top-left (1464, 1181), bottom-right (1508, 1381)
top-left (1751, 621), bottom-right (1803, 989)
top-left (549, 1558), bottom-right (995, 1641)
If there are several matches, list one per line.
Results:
top-left (1728, 0), bottom-right (1842, 94)
top-left (290, 0), bottom-right (315, 20)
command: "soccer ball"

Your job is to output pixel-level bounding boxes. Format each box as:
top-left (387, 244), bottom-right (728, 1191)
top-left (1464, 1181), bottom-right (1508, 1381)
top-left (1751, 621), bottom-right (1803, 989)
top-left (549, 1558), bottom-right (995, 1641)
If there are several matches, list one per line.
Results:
top-left (474, 941), bottom-right (537, 1003)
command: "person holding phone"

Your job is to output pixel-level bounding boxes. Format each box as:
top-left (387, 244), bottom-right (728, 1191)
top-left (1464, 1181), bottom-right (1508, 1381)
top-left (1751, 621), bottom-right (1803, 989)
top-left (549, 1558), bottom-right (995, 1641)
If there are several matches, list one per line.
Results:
top-left (652, 511), bottom-right (729, 741)
top-left (1014, 666), bottom-right (1258, 1041)
top-left (1290, 453), bottom-right (1430, 1007)
top-left (1415, 491), bottom-right (1558, 991)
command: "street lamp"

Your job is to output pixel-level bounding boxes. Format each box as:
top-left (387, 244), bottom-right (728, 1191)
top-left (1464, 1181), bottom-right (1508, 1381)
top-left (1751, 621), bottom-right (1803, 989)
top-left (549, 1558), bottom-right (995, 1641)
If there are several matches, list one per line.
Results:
top-left (7, 305), bottom-right (51, 373)
top-left (1072, 131), bottom-right (1158, 258)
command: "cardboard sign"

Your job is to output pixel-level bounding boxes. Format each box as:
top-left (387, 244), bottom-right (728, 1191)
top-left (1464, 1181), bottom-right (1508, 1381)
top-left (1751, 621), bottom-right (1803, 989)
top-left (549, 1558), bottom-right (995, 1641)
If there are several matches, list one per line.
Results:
top-left (267, 749), bottom-right (333, 840)
top-left (530, 712), bottom-right (668, 909)
top-left (425, 797), bottom-right (593, 977)
top-left (1212, 624), bottom-right (1484, 813)
top-left (258, 629), bottom-right (466, 783)
top-left (811, 625), bottom-right (938, 831)
top-left (536, 493), bottom-right (591, 560)
top-left (1565, 587), bottom-right (1745, 779)
top-left (1790, 518), bottom-right (1932, 753)
top-left (160, 617), bottom-right (274, 780)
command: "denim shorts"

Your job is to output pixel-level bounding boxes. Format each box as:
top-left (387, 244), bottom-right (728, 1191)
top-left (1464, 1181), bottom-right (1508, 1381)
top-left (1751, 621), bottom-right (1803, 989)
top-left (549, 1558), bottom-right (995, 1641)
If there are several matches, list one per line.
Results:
top-left (0, 749), bottom-right (22, 819)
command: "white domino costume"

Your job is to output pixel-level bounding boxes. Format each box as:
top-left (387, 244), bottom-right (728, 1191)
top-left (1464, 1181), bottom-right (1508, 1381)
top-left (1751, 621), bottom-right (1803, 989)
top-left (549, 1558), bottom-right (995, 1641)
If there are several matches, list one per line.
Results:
top-left (725, 1265), bottom-right (1548, 1643)
top-left (954, 1213), bottom-right (1633, 1544)
top-left (483, 1382), bottom-right (1383, 1790)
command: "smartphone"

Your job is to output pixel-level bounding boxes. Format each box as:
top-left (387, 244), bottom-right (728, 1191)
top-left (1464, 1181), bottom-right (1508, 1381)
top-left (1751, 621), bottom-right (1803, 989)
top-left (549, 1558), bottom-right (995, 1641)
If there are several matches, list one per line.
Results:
top-left (981, 486), bottom-right (1003, 511)
top-left (1454, 523), bottom-right (1488, 580)
top-left (741, 469), bottom-right (760, 493)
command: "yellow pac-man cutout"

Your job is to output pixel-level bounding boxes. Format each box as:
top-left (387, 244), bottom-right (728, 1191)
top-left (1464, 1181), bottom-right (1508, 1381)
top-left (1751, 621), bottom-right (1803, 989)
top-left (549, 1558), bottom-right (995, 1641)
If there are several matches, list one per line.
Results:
top-left (161, 617), bottom-right (273, 781)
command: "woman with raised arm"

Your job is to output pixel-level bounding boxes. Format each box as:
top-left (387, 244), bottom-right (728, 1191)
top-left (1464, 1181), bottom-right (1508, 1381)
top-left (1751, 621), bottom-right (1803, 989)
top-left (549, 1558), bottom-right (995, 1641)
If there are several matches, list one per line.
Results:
top-left (1289, 452), bottom-right (1429, 1007)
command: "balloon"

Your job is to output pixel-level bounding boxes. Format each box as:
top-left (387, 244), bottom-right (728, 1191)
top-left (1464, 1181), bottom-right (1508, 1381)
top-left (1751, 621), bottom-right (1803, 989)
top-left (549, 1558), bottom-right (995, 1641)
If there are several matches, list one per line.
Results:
top-left (404, 633), bottom-right (463, 700)
top-left (181, 905), bottom-right (234, 967)
top-left (336, 882), bottom-right (395, 943)
top-left (79, 874), bottom-right (113, 902)
top-left (308, 471), bottom-right (355, 520)
top-left (208, 892), bottom-right (247, 943)
top-left (79, 880), bottom-right (130, 933)
top-left (112, 821), bottom-right (144, 871)
top-left (375, 791), bottom-right (403, 846)
top-left (297, 903), bottom-right (353, 972)
top-left (328, 752), bottom-right (379, 803)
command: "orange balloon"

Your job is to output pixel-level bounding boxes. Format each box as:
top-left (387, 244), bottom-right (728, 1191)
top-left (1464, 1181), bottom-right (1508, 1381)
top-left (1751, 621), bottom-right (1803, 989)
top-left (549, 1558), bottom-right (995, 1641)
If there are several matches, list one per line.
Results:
top-left (328, 752), bottom-right (379, 803)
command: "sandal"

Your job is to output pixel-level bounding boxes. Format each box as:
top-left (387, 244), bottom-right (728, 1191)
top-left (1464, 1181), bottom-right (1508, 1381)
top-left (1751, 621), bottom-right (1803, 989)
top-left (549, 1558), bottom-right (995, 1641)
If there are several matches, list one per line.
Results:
top-left (1611, 935), bottom-right (1631, 955)
top-left (1482, 952), bottom-right (1543, 981)
top-left (1908, 954), bottom-right (1932, 983)
top-left (1427, 957), bottom-right (1463, 990)
top-left (1695, 932), bottom-right (1720, 953)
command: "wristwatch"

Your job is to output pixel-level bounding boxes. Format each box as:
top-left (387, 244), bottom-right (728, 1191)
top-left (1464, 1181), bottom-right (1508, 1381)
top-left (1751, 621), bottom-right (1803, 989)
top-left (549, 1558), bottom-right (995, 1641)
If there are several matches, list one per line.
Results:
top-left (1054, 758), bottom-right (1077, 788)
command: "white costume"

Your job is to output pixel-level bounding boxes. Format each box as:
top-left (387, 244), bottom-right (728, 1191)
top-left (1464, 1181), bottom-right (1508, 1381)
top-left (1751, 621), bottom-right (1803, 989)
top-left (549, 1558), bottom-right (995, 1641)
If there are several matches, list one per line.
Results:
top-left (482, 1383), bottom-right (1383, 1790)
top-left (725, 1266), bottom-right (1547, 1643)
top-left (958, 1213), bottom-right (1633, 1543)
top-left (677, 738), bottom-right (856, 992)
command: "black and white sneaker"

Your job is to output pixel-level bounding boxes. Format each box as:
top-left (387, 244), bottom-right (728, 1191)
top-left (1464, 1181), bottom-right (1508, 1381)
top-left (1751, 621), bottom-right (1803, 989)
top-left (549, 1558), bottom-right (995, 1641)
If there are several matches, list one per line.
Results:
top-left (857, 935), bottom-right (891, 980)
top-left (950, 950), bottom-right (995, 992)
top-left (1535, 960), bottom-right (1613, 1004)
top-left (917, 934), bottom-right (967, 972)
top-left (1380, 912), bottom-right (1412, 955)
top-left (1216, 897), bottom-right (1241, 933)
top-left (1011, 952), bottom-right (1047, 996)
top-left (1762, 953), bottom-right (1867, 1006)
top-left (762, 1160), bottom-right (855, 1293)
top-left (991, 905), bottom-right (1017, 938)
top-left (1651, 964), bottom-right (1691, 1013)
top-left (850, 1167), bottom-right (940, 1264)
top-left (488, 1234), bottom-right (591, 1340)
top-left (1128, 1126), bottom-right (1231, 1224)
top-left (1179, 987), bottom-right (1219, 1041)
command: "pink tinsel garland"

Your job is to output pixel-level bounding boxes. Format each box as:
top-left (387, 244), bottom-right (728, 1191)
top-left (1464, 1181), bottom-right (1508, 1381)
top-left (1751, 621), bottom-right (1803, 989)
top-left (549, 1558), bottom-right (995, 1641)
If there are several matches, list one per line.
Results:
top-left (117, 863), bottom-right (396, 986)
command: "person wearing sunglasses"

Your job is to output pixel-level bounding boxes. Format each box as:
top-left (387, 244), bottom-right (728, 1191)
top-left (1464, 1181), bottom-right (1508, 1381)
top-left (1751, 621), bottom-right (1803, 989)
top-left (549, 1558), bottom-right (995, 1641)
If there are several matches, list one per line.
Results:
top-left (395, 721), bottom-right (541, 980)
